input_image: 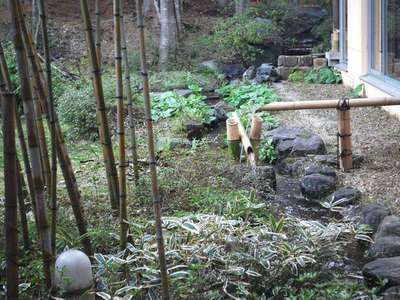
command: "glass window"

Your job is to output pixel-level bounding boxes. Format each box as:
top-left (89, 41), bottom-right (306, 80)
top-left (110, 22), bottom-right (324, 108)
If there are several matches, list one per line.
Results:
top-left (371, 0), bottom-right (400, 81)
top-left (340, 0), bottom-right (348, 64)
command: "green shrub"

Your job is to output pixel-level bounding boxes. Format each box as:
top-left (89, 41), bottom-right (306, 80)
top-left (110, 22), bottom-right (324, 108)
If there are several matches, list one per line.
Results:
top-left (305, 67), bottom-right (342, 84)
top-left (152, 84), bottom-right (214, 132)
top-left (217, 83), bottom-right (280, 128)
top-left (57, 75), bottom-right (117, 140)
top-left (259, 138), bottom-right (278, 163)
top-left (288, 69), bottom-right (307, 82)
top-left (212, 14), bottom-right (283, 63)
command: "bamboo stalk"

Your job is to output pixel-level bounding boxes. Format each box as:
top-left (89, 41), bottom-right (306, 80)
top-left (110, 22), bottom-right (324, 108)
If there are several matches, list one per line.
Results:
top-left (121, 15), bottom-right (140, 182)
top-left (232, 112), bottom-right (256, 167)
top-left (256, 97), bottom-right (400, 112)
top-left (2, 91), bottom-right (19, 299)
top-left (114, 0), bottom-right (128, 250)
top-left (9, 0), bottom-right (53, 287)
top-left (79, 0), bottom-right (120, 210)
top-left (17, 2), bottom-right (52, 192)
top-left (136, 0), bottom-right (169, 298)
top-left (226, 118), bottom-right (240, 161)
top-left (95, 0), bottom-right (102, 68)
top-left (38, 0), bottom-right (58, 259)
top-left (17, 159), bottom-right (32, 251)
top-left (17, 0), bottom-right (93, 256)
top-left (0, 40), bottom-right (40, 235)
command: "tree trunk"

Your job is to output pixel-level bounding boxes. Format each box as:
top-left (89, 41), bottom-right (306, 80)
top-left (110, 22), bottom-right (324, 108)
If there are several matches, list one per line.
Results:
top-left (235, 0), bottom-right (249, 15)
top-left (159, 0), bottom-right (178, 70)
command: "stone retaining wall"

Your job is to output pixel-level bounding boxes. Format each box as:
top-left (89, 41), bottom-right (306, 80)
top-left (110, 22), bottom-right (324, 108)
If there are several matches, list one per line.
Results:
top-left (277, 55), bottom-right (328, 80)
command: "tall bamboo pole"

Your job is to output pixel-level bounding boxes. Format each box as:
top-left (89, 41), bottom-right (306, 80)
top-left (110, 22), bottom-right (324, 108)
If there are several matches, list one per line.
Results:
top-left (79, 0), bottom-right (120, 210)
top-left (0, 40), bottom-right (39, 235)
top-left (121, 15), bottom-right (140, 182)
top-left (17, 160), bottom-right (32, 251)
top-left (95, 0), bottom-right (102, 68)
top-left (136, 0), bottom-right (169, 298)
top-left (2, 91), bottom-right (19, 299)
top-left (17, 2), bottom-right (52, 192)
top-left (0, 71), bottom-right (32, 251)
top-left (114, 0), bottom-right (128, 250)
top-left (17, 0), bottom-right (93, 257)
top-left (38, 0), bottom-right (58, 259)
top-left (9, 0), bottom-right (53, 287)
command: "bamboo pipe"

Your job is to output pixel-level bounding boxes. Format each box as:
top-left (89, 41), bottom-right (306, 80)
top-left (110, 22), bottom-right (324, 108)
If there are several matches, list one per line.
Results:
top-left (121, 15), bottom-right (140, 183)
top-left (2, 92), bottom-right (19, 299)
top-left (17, 0), bottom-right (93, 257)
top-left (38, 0), bottom-right (58, 259)
top-left (250, 115), bottom-right (263, 164)
top-left (226, 118), bottom-right (240, 161)
top-left (114, 0), bottom-right (128, 251)
top-left (9, 0), bottom-right (53, 288)
top-left (79, 0), bottom-right (120, 210)
top-left (136, 0), bottom-right (170, 298)
top-left (256, 97), bottom-right (400, 112)
top-left (232, 112), bottom-right (256, 167)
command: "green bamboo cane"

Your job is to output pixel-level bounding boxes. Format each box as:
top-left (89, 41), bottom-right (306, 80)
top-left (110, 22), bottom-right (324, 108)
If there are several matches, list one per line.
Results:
top-left (114, 0), bottom-right (128, 250)
top-left (0, 41), bottom-right (40, 236)
top-left (17, 0), bottom-right (93, 256)
top-left (2, 91), bottom-right (19, 299)
top-left (38, 0), bottom-right (58, 260)
top-left (79, 0), bottom-right (120, 210)
top-left (95, 0), bottom-right (102, 68)
top-left (10, 0), bottom-right (53, 287)
top-left (121, 14), bottom-right (140, 183)
top-left (136, 0), bottom-right (169, 298)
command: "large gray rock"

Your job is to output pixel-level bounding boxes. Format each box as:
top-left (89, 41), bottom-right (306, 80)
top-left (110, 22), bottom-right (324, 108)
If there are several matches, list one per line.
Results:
top-left (266, 127), bottom-right (326, 159)
top-left (199, 60), bottom-right (221, 73)
top-left (361, 204), bottom-right (391, 234)
top-left (325, 187), bottom-right (361, 205)
top-left (300, 174), bottom-right (337, 200)
top-left (384, 286), bottom-right (400, 300)
top-left (363, 257), bottom-right (400, 286)
top-left (304, 164), bottom-right (337, 179)
top-left (243, 66), bottom-right (256, 81)
top-left (243, 166), bottom-right (276, 195)
top-left (370, 216), bottom-right (400, 258)
top-left (255, 63), bottom-right (280, 83)
top-left (221, 63), bottom-right (245, 79)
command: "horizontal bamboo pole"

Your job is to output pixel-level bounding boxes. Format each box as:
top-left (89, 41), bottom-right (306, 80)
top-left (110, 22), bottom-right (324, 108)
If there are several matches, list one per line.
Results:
top-left (232, 112), bottom-right (256, 167)
top-left (256, 97), bottom-right (400, 112)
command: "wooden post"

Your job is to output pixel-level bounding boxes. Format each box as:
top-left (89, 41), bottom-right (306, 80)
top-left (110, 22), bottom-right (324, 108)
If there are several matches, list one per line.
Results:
top-left (250, 115), bottom-right (262, 164)
top-left (232, 112), bottom-right (256, 167)
top-left (226, 118), bottom-right (240, 162)
top-left (337, 99), bottom-right (352, 171)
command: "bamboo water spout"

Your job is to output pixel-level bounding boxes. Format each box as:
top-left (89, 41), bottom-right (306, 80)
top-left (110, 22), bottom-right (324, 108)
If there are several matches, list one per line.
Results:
top-left (232, 112), bottom-right (256, 167)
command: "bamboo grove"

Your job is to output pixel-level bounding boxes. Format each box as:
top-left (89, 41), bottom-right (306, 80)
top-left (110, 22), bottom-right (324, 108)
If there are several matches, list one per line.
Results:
top-left (1, 0), bottom-right (169, 298)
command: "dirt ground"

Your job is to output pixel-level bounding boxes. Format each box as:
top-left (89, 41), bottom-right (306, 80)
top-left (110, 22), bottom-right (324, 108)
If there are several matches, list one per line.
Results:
top-left (273, 82), bottom-right (400, 213)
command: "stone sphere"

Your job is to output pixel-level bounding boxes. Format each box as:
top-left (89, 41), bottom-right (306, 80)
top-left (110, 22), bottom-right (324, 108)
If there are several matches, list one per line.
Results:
top-left (55, 249), bottom-right (93, 293)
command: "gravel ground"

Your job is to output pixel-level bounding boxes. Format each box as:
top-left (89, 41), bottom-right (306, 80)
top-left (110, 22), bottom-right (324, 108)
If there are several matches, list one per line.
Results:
top-left (273, 82), bottom-right (400, 213)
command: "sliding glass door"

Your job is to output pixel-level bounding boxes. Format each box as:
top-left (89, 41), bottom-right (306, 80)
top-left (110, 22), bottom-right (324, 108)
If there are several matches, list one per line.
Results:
top-left (370, 0), bottom-right (400, 82)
